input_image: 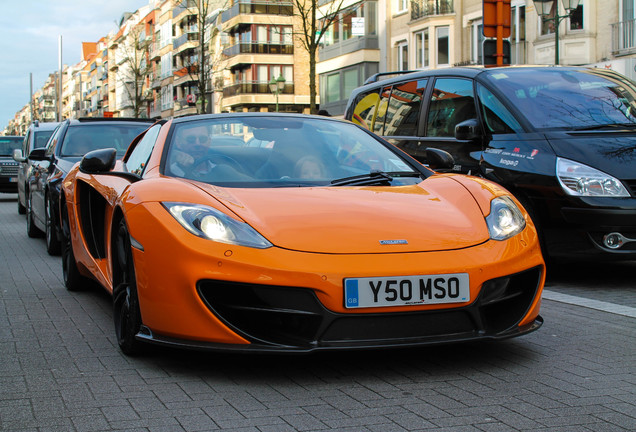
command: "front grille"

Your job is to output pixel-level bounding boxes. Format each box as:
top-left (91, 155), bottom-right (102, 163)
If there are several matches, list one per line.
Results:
top-left (197, 266), bottom-right (543, 350)
top-left (0, 162), bottom-right (18, 176)
top-left (625, 180), bottom-right (636, 197)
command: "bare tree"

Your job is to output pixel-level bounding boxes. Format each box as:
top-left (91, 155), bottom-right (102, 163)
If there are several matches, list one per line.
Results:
top-left (118, 24), bottom-right (152, 118)
top-left (292, 0), bottom-right (347, 114)
top-left (180, 0), bottom-right (228, 114)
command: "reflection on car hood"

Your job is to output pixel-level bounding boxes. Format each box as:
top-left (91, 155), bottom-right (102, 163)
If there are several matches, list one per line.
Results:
top-left (199, 176), bottom-right (490, 254)
top-left (546, 132), bottom-right (636, 179)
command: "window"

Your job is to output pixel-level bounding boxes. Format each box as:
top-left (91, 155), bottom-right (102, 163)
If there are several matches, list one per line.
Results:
top-left (349, 88), bottom-right (381, 130)
top-left (426, 78), bottom-right (476, 137)
top-left (415, 29), bottom-right (429, 68)
top-left (320, 1), bottom-right (377, 47)
top-left (373, 86), bottom-right (392, 134)
top-left (569, 5), bottom-right (583, 30)
top-left (126, 124), bottom-right (162, 176)
top-left (540, 3), bottom-right (583, 35)
top-left (383, 80), bottom-right (427, 136)
top-left (397, 42), bottom-right (408, 70)
top-left (476, 84), bottom-right (523, 134)
top-left (436, 26), bottom-right (449, 66)
top-left (396, 0), bottom-right (408, 13)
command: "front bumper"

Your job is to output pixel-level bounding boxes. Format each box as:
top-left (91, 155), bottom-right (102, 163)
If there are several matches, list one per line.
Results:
top-left (126, 202), bottom-right (545, 352)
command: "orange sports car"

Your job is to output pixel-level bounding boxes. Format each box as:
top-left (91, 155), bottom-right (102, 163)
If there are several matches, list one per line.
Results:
top-left (60, 113), bottom-right (545, 355)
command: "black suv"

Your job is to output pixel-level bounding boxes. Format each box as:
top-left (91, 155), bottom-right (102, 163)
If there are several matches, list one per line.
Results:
top-left (13, 121), bottom-right (60, 213)
top-left (345, 66), bottom-right (636, 261)
top-left (26, 117), bottom-right (155, 254)
top-left (0, 135), bottom-right (23, 193)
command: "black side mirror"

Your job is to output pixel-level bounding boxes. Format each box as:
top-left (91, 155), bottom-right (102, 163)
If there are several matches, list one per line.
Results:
top-left (80, 148), bottom-right (117, 174)
top-left (28, 148), bottom-right (48, 161)
top-left (425, 148), bottom-right (455, 170)
top-left (455, 119), bottom-right (482, 141)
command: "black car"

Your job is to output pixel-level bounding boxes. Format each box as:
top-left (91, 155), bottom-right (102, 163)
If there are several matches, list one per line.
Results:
top-left (27, 117), bottom-right (155, 254)
top-left (344, 66), bottom-right (636, 261)
top-left (0, 135), bottom-right (23, 193)
top-left (12, 121), bottom-right (60, 213)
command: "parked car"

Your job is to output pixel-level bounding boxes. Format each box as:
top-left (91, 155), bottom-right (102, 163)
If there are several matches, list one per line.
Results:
top-left (0, 135), bottom-right (24, 193)
top-left (27, 117), bottom-right (154, 255)
top-left (61, 113), bottom-right (544, 355)
top-left (12, 121), bottom-right (60, 213)
top-left (345, 66), bottom-right (636, 262)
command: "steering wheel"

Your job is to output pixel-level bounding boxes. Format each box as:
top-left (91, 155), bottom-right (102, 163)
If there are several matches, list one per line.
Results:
top-left (190, 154), bottom-right (246, 179)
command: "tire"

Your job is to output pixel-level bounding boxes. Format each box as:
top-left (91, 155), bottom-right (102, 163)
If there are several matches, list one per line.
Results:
top-left (61, 204), bottom-right (90, 291)
top-left (112, 218), bottom-right (145, 356)
top-left (26, 193), bottom-right (43, 238)
top-left (45, 195), bottom-right (61, 255)
top-left (18, 193), bottom-right (26, 215)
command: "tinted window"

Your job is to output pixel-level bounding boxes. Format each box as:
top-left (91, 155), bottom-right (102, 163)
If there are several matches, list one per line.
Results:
top-left (481, 68), bottom-right (636, 130)
top-left (34, 130), bottom-right (55, 149)
top-left (383, 79), bottom-right (427, 136)
top-left (349, 89), bottom-right (381, 130)
top-left (426, 78), bottom-right (476, 137)
top-left (0, 137), bottom-right (23, 156)
top-left (45, 124), bottom-right (64, 158)
top-left (61, 123), bottom-right (151, 157)
top-left (373, 86), bottom-right (392, 135)
top-left (126, 124), bottom-right (162, 176)
top-left (477, 84), bottom-right (523, 134)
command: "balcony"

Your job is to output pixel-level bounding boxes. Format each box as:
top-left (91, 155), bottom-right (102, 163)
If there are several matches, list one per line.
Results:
top-left (612, 19), bottom-right (636, 55)
top-left (173, 33), bottom-right (199, 51)
top-left (223, 81), bottom-right (294, 98)
top-left (410, 0), bottom-right (453, 21)
top-left (222, 0), bottom-right (294, 23)
top-left (223, 42), bottom-right (293, 57)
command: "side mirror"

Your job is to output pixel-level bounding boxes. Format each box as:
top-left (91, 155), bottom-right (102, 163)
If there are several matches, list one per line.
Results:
top-left (28, 148), bottom-right (48, 161)
top-left (455, 118), bottom-right (482, 141)
top-left (13, 149), bottom-right (25, 163)
top-left (425, 148), bottom-right (455, 170)
top-left (80, 148), bottom-right (117, 174)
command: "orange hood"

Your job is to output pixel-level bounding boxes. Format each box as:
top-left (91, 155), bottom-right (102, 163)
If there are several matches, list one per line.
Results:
top-left (199, 176), bottom-right (491, 254)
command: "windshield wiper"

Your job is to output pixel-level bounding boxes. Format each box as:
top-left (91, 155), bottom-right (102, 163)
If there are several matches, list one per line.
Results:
top-left (330, 170), bottom-right (396, 187)
top-left (570, 123), bottom-right (636, 131)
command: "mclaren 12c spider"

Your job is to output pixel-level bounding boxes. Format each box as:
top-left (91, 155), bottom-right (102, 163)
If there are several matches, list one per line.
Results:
top-left (60, 113), bottom-right (545, 355)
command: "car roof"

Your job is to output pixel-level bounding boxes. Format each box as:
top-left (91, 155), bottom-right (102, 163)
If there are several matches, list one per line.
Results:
top-left (65, 117), bottom-right (156, 126)
top-left (30, 121), bottom-right (60, 131)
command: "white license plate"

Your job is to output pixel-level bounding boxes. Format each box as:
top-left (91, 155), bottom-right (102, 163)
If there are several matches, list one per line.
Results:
top-left (9, 177), bottom-right (17, 182)
top-left (344, 273), bottom-right (470, 308)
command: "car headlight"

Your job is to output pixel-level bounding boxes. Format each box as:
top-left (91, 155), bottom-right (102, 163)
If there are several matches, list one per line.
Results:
top-left (557, 157), bottom-right (629, 197)
top-left (163, 202), bottom-right (272, 249)
top-left (486, 196), bottom-right (526, 241)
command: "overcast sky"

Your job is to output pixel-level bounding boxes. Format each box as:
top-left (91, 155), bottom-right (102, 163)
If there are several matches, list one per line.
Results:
top-left (0, 0), bottom-right (150, 132)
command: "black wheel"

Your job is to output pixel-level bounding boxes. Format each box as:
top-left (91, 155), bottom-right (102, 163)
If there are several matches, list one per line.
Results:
top-left (45, 195), bottom-right (61, 255)
top-left (17, 193), bottom-right (26, 215)
top-left (112, 218), bottom-right (144, 355)
top-left (26, 193), bottom-right (43, 238)
top-left (61, 204), bottom-right (90, 291)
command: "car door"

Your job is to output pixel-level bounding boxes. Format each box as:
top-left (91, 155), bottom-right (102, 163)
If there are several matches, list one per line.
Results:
top-left (31, 124), bottom-right (64, 228)
top-left (417, 77), bottom-right (482, 174)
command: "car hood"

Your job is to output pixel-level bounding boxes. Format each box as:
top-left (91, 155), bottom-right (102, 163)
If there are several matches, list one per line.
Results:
top-left (198, 176), bottom-right (490, 254)
top-left (546, 131), bottom-right (636, 179)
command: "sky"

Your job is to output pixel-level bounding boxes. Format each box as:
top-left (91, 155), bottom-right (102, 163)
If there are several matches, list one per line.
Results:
top-left (0, 0), bottom-right (150, 132)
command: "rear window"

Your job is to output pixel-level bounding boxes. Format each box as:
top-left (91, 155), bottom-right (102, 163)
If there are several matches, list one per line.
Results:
top-left (482, 68), bottom-right (636, 130)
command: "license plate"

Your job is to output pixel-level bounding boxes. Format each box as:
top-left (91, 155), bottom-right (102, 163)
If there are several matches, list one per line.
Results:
top-left (9, 177), bottom-right (17, 182)
top-left (344, 273), bottom-right (470, 308)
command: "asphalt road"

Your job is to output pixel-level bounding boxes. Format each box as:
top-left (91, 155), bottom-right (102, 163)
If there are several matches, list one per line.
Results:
top-left (1, 193), bottom-right (635, 432)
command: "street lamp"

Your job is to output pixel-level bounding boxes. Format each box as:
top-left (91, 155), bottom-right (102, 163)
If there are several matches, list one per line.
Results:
top-left (268, 74), bottom-right (286, 112)
top-left (532, 0), bottom-right (581, 65)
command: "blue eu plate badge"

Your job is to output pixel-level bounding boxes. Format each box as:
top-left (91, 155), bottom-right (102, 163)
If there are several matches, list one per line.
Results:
top-left (345, 279), bottom-right (359, 307)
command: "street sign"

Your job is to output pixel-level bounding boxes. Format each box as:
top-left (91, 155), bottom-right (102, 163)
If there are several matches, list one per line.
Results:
top-left (483, 39), bottom-right (511, 65)
top-left (483, 0), bottom-right (511, 38)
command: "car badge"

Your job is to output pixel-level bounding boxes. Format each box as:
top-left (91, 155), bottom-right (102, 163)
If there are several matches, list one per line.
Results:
top-left (379, 239), bottom-right (408, 245)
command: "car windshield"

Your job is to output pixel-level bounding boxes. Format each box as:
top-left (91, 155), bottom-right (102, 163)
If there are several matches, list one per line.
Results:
top-left (482, 68), bottom-right (636, 130)
top-left (0, 137), bottom-right (22, 156)
top-left (61, 123), bottom-right (150, 157)
top-left (34, 130), bottom-right (55, 149)
top-left (164, 116), bottom-right (422, 188)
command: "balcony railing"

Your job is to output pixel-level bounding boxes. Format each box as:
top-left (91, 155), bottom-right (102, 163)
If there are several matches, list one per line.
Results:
top-left (173, 33), bottom-right (199, 50)
top-left (612, 19), bottom-right (636, 54)
top-left (223, 42), bottom-right (293, 57)
top-left (411, 0), bottom-right (453, 20)
top-left (222, 0), bottom-right (294, 23)
top-left (223, 81), bottom-right (294, 98)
